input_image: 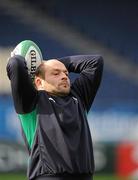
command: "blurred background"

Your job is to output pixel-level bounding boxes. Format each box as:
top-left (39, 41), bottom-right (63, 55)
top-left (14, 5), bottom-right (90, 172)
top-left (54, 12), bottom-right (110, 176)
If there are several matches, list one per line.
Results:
top-left (0, 0), bottom-right (138, 179)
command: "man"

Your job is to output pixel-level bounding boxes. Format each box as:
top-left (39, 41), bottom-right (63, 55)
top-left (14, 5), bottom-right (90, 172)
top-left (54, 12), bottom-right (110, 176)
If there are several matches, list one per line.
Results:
top-left (6, 53), bottom-right (103, 180)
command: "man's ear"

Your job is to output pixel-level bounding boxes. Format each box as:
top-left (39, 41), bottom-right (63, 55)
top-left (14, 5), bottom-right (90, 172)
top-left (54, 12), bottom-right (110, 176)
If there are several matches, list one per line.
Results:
top-left (34, 76), bottom-right (44, 90)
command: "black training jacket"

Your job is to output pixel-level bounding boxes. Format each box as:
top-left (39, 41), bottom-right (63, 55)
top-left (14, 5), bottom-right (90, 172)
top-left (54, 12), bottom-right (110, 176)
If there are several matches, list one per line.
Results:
top-left (6, 55), bottom-right (103, 180)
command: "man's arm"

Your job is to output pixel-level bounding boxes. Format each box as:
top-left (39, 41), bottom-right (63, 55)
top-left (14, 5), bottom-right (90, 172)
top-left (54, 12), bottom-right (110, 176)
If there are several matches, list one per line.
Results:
top-left (6, 55), bottom-right (38, 114)
top-left (58, 55), bottom-right (104, 112)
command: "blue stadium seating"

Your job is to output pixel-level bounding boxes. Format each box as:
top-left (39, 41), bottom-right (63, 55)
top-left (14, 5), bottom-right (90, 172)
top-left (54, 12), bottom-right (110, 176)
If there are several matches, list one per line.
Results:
top-left (0, 7), bottom-right (75, 58)
top-left (24, 0), bottom-right (138, 65)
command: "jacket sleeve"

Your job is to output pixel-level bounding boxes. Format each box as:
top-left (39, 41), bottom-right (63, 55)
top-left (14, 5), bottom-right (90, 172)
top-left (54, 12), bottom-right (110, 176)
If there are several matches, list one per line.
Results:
top-left (58, 55), bottom-right (104, 112)
top-left (6, 55), bottom-right (38, 114)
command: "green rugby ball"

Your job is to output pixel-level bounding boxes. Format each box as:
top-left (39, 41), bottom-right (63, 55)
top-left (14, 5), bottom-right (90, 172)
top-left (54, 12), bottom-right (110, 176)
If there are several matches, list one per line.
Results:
top-left (11, 40), bottom-right (43, 79)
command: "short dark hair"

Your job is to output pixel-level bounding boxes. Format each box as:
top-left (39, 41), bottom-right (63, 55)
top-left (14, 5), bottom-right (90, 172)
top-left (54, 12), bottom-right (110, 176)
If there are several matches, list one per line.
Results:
top-left (35, 62), bottom-right (46, 80)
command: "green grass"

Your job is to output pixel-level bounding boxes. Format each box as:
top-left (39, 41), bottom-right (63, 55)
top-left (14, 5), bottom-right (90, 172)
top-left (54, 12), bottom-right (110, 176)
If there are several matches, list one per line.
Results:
top-left (94, 174), bottom-right (119, 180)
top-left (0, 173), bottom-right (26, 180)
top-left (0, 173), bottom-right (120, 180)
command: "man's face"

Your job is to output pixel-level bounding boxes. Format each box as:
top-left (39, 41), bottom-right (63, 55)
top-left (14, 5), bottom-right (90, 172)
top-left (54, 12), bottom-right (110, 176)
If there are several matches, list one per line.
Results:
top-left (36, 60), bottom-right (71, 96)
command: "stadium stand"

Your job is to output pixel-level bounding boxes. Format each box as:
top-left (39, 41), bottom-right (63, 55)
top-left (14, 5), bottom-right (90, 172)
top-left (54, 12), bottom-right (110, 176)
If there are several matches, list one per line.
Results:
top-left (23, 0), bottom-right (138, 65)
top-left (0, 6), bottom-right (75, 58)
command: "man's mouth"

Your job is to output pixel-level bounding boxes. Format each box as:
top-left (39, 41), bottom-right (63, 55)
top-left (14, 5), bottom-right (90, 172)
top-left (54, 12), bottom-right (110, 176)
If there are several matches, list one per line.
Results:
top-left (60, 81), bottom-right (69, 87)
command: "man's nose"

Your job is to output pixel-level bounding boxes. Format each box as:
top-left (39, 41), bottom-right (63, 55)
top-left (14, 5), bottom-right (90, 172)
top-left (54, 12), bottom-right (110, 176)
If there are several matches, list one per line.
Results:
top-left (61, 72), bottom-right (68, 79)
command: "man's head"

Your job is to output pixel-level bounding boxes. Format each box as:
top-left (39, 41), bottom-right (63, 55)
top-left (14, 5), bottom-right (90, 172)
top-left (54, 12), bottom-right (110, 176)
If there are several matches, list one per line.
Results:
top-left (34, 59), bottom-right (71, 96)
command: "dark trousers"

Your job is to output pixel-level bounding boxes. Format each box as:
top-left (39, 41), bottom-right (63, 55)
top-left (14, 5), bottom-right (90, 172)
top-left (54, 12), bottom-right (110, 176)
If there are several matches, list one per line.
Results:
top-left (33, 175), bottom-right (93, 180)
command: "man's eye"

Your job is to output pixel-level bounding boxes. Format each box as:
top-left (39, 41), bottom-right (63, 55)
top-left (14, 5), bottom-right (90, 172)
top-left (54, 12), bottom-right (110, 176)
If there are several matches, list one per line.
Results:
top-left (53, 73), bottom-right (58, 75)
